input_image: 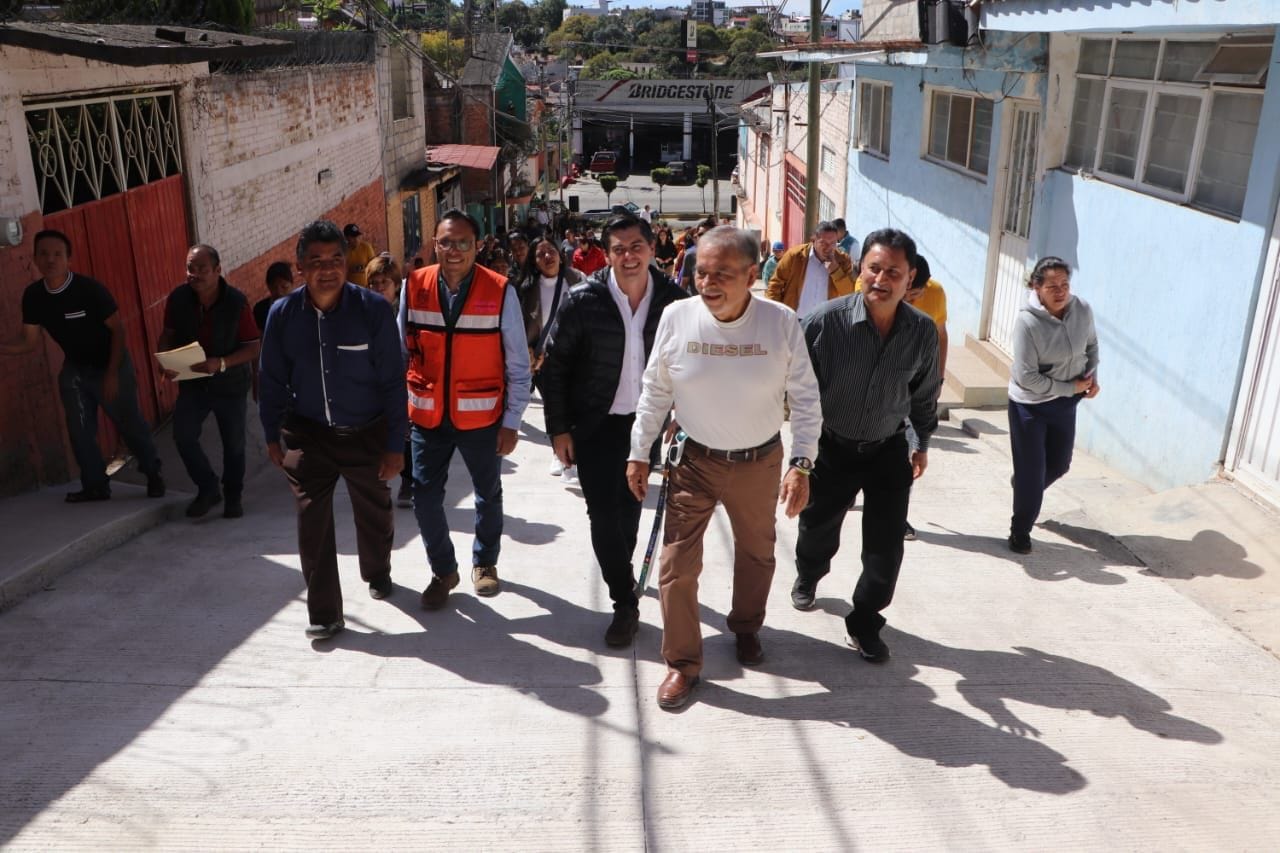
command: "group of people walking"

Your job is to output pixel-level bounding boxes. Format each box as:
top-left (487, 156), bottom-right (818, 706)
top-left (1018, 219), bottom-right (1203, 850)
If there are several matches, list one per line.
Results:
top-left (3, 205), bottom-right (1100, 712)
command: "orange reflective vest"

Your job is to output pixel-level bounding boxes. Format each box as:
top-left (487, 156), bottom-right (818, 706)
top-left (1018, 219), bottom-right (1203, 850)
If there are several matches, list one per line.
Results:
top-left (404, 264), bottom-right (507, 430)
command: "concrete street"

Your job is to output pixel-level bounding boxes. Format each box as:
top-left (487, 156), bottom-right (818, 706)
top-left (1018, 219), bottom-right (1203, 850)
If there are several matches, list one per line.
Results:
top-left (560, 175), bottom-right (732, 221)
top-left (2, 395), bottom-right (1279, 850)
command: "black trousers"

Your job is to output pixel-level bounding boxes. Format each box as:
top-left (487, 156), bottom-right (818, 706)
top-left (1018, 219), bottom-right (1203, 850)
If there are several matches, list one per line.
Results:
top-left (574, 414), bottom-right (643, 612)
top-left (281, 416), bottom-right (394, 626)
top-left (795, 431), bottom-right (913, 636)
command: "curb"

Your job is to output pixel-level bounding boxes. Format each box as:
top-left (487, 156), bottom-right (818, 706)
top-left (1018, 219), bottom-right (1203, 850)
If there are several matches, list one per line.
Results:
top-left (0, 495), bottom-right (186, 613)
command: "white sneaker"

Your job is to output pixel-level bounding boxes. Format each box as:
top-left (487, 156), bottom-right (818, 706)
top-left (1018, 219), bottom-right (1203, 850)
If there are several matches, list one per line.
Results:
top-left (561, 465), bottom-right (580, 487)
top-left (549, 456), bottom-right (565, 477)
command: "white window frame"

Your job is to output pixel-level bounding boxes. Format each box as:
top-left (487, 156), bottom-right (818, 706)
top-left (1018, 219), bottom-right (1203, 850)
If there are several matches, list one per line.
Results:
top-left (1068, 34), bottom-right (1267, 218)
top-left (818, 192), bottom-right (836, 223)
top-left (922, 87), bottom-right (992, 181)
top-left (856, 79), bottom-right (891, 160)
top-left (820, 144), bottom-right (838, 176)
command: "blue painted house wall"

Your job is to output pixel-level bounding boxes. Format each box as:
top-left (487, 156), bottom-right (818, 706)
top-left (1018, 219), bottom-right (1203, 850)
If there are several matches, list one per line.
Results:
top-left (985, 0), bottom-right (1280, 33)
top-left (845, 20), bottom-right (1280, 491)
top-left (844, 34), bottom-right (1047, 364)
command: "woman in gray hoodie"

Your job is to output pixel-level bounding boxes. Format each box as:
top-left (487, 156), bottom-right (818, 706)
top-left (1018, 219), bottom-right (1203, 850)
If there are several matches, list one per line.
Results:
top-left (1007, 257), bottom-right (1100, 553)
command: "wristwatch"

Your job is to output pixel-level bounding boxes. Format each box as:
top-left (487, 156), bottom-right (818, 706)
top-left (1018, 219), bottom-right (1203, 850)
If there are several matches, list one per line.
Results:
top-left (218, 357), bottom-right (227, 373)
top-left (789, 456), bottom-right (814, 475)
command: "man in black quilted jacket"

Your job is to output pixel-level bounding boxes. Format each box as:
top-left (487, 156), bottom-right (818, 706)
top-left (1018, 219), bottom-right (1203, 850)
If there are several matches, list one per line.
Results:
top-left (540, 213), bottom-right (687, 647)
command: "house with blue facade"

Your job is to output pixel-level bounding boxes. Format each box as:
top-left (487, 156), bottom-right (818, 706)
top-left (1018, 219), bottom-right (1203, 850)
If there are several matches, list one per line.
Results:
top-left (832, 0), bottom-right (1280, 506)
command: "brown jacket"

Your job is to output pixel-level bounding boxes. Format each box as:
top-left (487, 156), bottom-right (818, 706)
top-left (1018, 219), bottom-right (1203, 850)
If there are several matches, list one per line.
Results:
top-left (765, 242), bottom-right (856, 310)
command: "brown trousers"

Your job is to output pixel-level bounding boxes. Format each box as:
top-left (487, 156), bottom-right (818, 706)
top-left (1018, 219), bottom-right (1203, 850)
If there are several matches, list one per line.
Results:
top-left (281, 416), bottom-right (394, 625)
top-left (658, 441), bottom-right (783, 677)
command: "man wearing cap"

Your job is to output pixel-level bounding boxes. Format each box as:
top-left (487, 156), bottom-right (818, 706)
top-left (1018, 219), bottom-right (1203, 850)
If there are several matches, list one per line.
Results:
top-left (766, 220), bottom-right (856, 318)
top-left (761, 241), bottom-right (784, 285)
top-left (626, 225), bottom-right (822, 710)
top-left (344, 223), bottom-right (376, 287)
top-left (158, 244), bottom-right (260, 519)
top-left (402, 209), bottom-right (532, 610)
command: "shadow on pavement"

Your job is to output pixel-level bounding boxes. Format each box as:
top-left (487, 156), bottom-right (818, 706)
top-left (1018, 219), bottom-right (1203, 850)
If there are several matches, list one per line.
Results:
top-left (917, 529), bottom-right (1131, 585)
top-left (697, 617), bottom-right (1222, 794)
top-left (328, 581), bottom-right (610, 718)
top-left (1041, 519), bottom-right (1264, 582)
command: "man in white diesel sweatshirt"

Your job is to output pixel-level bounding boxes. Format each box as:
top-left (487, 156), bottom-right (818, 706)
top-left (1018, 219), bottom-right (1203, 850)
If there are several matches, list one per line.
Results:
top-left (626, 226), bottom-right (823, 710)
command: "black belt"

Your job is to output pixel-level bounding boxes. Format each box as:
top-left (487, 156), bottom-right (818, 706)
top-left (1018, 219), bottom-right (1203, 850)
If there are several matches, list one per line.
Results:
top-left (287, 414), bottom-right (385, 437)
top-left (685, 433), bottom-right (781, 463)
top-left (825, 428), bottom-right (903, 454)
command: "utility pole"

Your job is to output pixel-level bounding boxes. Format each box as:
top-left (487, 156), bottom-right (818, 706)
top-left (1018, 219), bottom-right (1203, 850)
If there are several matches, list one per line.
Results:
top-left (804, 0), bottom-right (821, 236)
top-left (539, 60), bottom-right (550, 203)
top-left (706, 89), bottom-right (719, 221)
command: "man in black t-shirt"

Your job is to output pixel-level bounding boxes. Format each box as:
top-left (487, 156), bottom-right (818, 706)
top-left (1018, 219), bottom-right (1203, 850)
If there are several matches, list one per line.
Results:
top-left (253, 261), bottom-right (295, 333)
top-left (0, 230), bottom-right (164, 502)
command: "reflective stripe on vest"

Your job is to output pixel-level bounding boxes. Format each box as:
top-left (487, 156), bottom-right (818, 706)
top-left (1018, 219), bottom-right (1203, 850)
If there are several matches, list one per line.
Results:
top-left (407, 308), bottom-right (446, 327)
top-left (407, 389), bottom-right (435, 411)
top-left (456, 395), bottom-right (500, 412)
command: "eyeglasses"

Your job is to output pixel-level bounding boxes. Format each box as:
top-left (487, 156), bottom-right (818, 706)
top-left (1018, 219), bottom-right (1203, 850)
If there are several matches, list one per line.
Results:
top-left (435, 238), bottom-right (474, 252)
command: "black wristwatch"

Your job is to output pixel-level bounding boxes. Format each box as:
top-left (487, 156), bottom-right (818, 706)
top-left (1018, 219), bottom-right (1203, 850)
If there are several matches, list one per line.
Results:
top-left (789, 456), bottom-right (814, 474)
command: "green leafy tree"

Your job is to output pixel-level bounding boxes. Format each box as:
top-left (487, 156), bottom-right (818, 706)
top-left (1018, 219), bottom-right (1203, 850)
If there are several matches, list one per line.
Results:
top-left (725, 30), bottom-right (775, 79)
top-left (598, 173), bottom-right (618, 209)
top-left (650, 167), bottom-right (672, 213)
top-left (535, 0), bottom-right (568, 35)
top-left (695, 164), bottom-right (711, 212)
top-left (602, 66), bottom-right (639, 81)
top-left (421, 30), bottom-right (466, 79)
top-left (581, 51), bottom-right (622, 80)
top-left (498, 1), bottom-right (542, 49)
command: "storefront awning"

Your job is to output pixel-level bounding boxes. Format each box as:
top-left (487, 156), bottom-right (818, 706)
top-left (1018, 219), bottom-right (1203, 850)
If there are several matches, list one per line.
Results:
top-left (426, 144), bottom-right (501, 171)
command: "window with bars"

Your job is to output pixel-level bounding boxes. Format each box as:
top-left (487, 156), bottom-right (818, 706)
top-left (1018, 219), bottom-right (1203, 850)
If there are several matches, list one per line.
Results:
top-left (820, 145), bottom-right (837, 176)
top-left (1064, 36), bottom-right (1267, 219)
top-left (24, 91), bottom-right (183, 215)
top-left (818, 192), bottom-right (836, 223)
top-left (925, 89), bottom-right (992, 177)
top-left (857, 80), bottom-right (891, 158)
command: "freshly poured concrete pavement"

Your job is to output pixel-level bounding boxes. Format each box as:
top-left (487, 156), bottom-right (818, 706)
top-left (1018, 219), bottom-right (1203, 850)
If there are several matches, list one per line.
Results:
top-left (2, 398), bottom-right (1279, 851)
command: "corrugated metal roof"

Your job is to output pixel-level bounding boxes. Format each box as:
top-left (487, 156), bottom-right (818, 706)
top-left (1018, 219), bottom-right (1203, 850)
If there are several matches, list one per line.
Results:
top-left (427, 144), bottom-right (502, 171)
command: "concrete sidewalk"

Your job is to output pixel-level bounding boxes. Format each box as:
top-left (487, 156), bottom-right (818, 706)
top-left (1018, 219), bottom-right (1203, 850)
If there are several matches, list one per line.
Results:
top-left (1, 398), bottom-right (1278, 850)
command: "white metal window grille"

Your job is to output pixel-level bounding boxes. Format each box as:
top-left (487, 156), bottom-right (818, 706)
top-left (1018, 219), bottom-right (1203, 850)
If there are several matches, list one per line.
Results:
top-left (1064, 36), bottom-right (1267, 218)
top-left (857, 80), bottom-right (891, 158)
top-left (24, 91), bottom-right (183, 215)
top-left (925, 90), bottom-right (992, 177)
top-left (820, 145), bottom-right (837, 176)
top-left (818, 192), bottom-right (836, 223)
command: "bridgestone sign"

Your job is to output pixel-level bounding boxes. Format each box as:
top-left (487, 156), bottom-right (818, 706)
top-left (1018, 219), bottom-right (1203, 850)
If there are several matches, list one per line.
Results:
top-left (575, 79), bottom-right (769, 110)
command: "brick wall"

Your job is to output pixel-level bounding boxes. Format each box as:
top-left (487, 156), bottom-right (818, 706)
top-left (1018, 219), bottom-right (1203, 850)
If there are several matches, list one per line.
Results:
top-left (861, 0), bottom-right (921, 41)
top-left (460, 89), bottom-right (495, 198)
top-left (185, 63), bottom-right (388, 281)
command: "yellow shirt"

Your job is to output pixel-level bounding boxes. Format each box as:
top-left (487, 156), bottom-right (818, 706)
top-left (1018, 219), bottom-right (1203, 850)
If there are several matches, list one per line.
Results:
top-left (855, 276), bottom-right (947, 326)
top-left (346, 239), bottom-right (376, 287)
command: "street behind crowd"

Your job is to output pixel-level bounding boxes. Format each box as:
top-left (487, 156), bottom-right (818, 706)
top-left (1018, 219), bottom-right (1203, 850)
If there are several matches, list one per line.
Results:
top-left (1, 398), bottom-right (1279, 851)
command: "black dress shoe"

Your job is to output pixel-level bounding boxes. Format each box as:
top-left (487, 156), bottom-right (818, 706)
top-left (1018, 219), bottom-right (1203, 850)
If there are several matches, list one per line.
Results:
top-left (186, 490), bottom-right (222, 518)
top-left (368, 575), bottom-right (394, 600)
top-left (223, 495), bottom-right (243, 518)
top-left (1008, 532), bottom-right (1032, 554)
top-left (605, 608), bottom-right (640, 647)
top-left (791, 577), bottom-right (817, 611)
top-left (851, 632), bottom-right (891, 664)
top-left (146, 471), bottom-right (166, 498)
top-left (65, 487), bottom-right (111, 503)
top-left (735, 632), bottom-right (764, 666)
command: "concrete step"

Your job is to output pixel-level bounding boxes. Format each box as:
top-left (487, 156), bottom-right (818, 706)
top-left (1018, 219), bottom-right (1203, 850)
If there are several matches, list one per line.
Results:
top-left (944, 340), bottom-right (1008, 408)
top-left (964, 333), bottom-right (1013, 381)
top-left (936, 384), bottom-right (963, 421)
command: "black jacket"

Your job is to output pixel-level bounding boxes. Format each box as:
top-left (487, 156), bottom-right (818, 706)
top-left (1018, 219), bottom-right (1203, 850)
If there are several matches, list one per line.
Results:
top-left (165, 278), bottom-right (252, 396)
top-left (540, 267), bottom-right (687, 439)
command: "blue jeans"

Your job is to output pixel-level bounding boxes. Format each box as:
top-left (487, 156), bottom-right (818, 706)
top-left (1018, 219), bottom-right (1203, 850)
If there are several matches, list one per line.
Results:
top-left (1008, 396), bottom-right (1081, 537)
top-left (410, 421), bottom-right (503, 576)
top-left (57, 352), bottom-right (160, 492)
top-left (173, 382), bottom-right (248, 497)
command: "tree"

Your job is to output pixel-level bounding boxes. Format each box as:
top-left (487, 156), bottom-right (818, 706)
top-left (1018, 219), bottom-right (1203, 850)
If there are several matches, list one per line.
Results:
top-left (598, 173), bottom-right (618, 209)
top-left (725, 29), bottom-right (776, 79)
top-left (581, 51), bottom-right (622, 80)
top-left (498, 1), bottom-right (541, 49)
top-left (650, 167), bottom-right (672, 214)
top-left (535, 0), bottom-right (568, 35)
top-left (695, 164), bottom-right (711, 212)
top-left (421, 31), bottom-right (466, 79)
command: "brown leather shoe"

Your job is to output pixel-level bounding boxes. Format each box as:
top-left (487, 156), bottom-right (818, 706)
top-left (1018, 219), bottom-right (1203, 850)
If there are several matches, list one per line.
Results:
top-left (604, 608), bottom-right (640, 648)
top-left (656, 671), bottom-right (699, 710)
top-left (421, 570), bottom-right (460, 610)
top-left (735, 632), bottom-right (764, 666)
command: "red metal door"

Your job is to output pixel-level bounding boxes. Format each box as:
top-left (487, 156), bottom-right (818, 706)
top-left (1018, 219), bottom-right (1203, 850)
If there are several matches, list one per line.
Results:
top-left (783, 157), bottom-right (806, 248)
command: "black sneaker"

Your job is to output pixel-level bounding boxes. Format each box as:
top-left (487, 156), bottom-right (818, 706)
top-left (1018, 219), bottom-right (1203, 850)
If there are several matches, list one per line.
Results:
top-left (146, 470), bottom-right (166, 498)
top-left (790, 577), bottom-right (817, 611)
top-left (186, 490), bottom-right (222, 518)
top-left (850, 631), bottom-right (891, 664)
top-left (903, 520), bottom-right (917, 541)
top-left (1008, 532), bottom-right (1032, 554)
top-left (604, 608), bottom-right (640, 647)
top-left (223, 495), bottom-right (243, 518)
top-left (369, 576), bottom-right (394, 600)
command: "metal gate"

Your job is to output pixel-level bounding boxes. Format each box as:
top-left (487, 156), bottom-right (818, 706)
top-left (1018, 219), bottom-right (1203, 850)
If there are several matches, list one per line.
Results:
top-left (26, 91), bottom-right (191, 448)
top-left (1227, 214), bottom-right (1280, 507)
top-left (782, 156), bottom-right (806, 248)
top-left (986, 102), bottom-right (1040, 355)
